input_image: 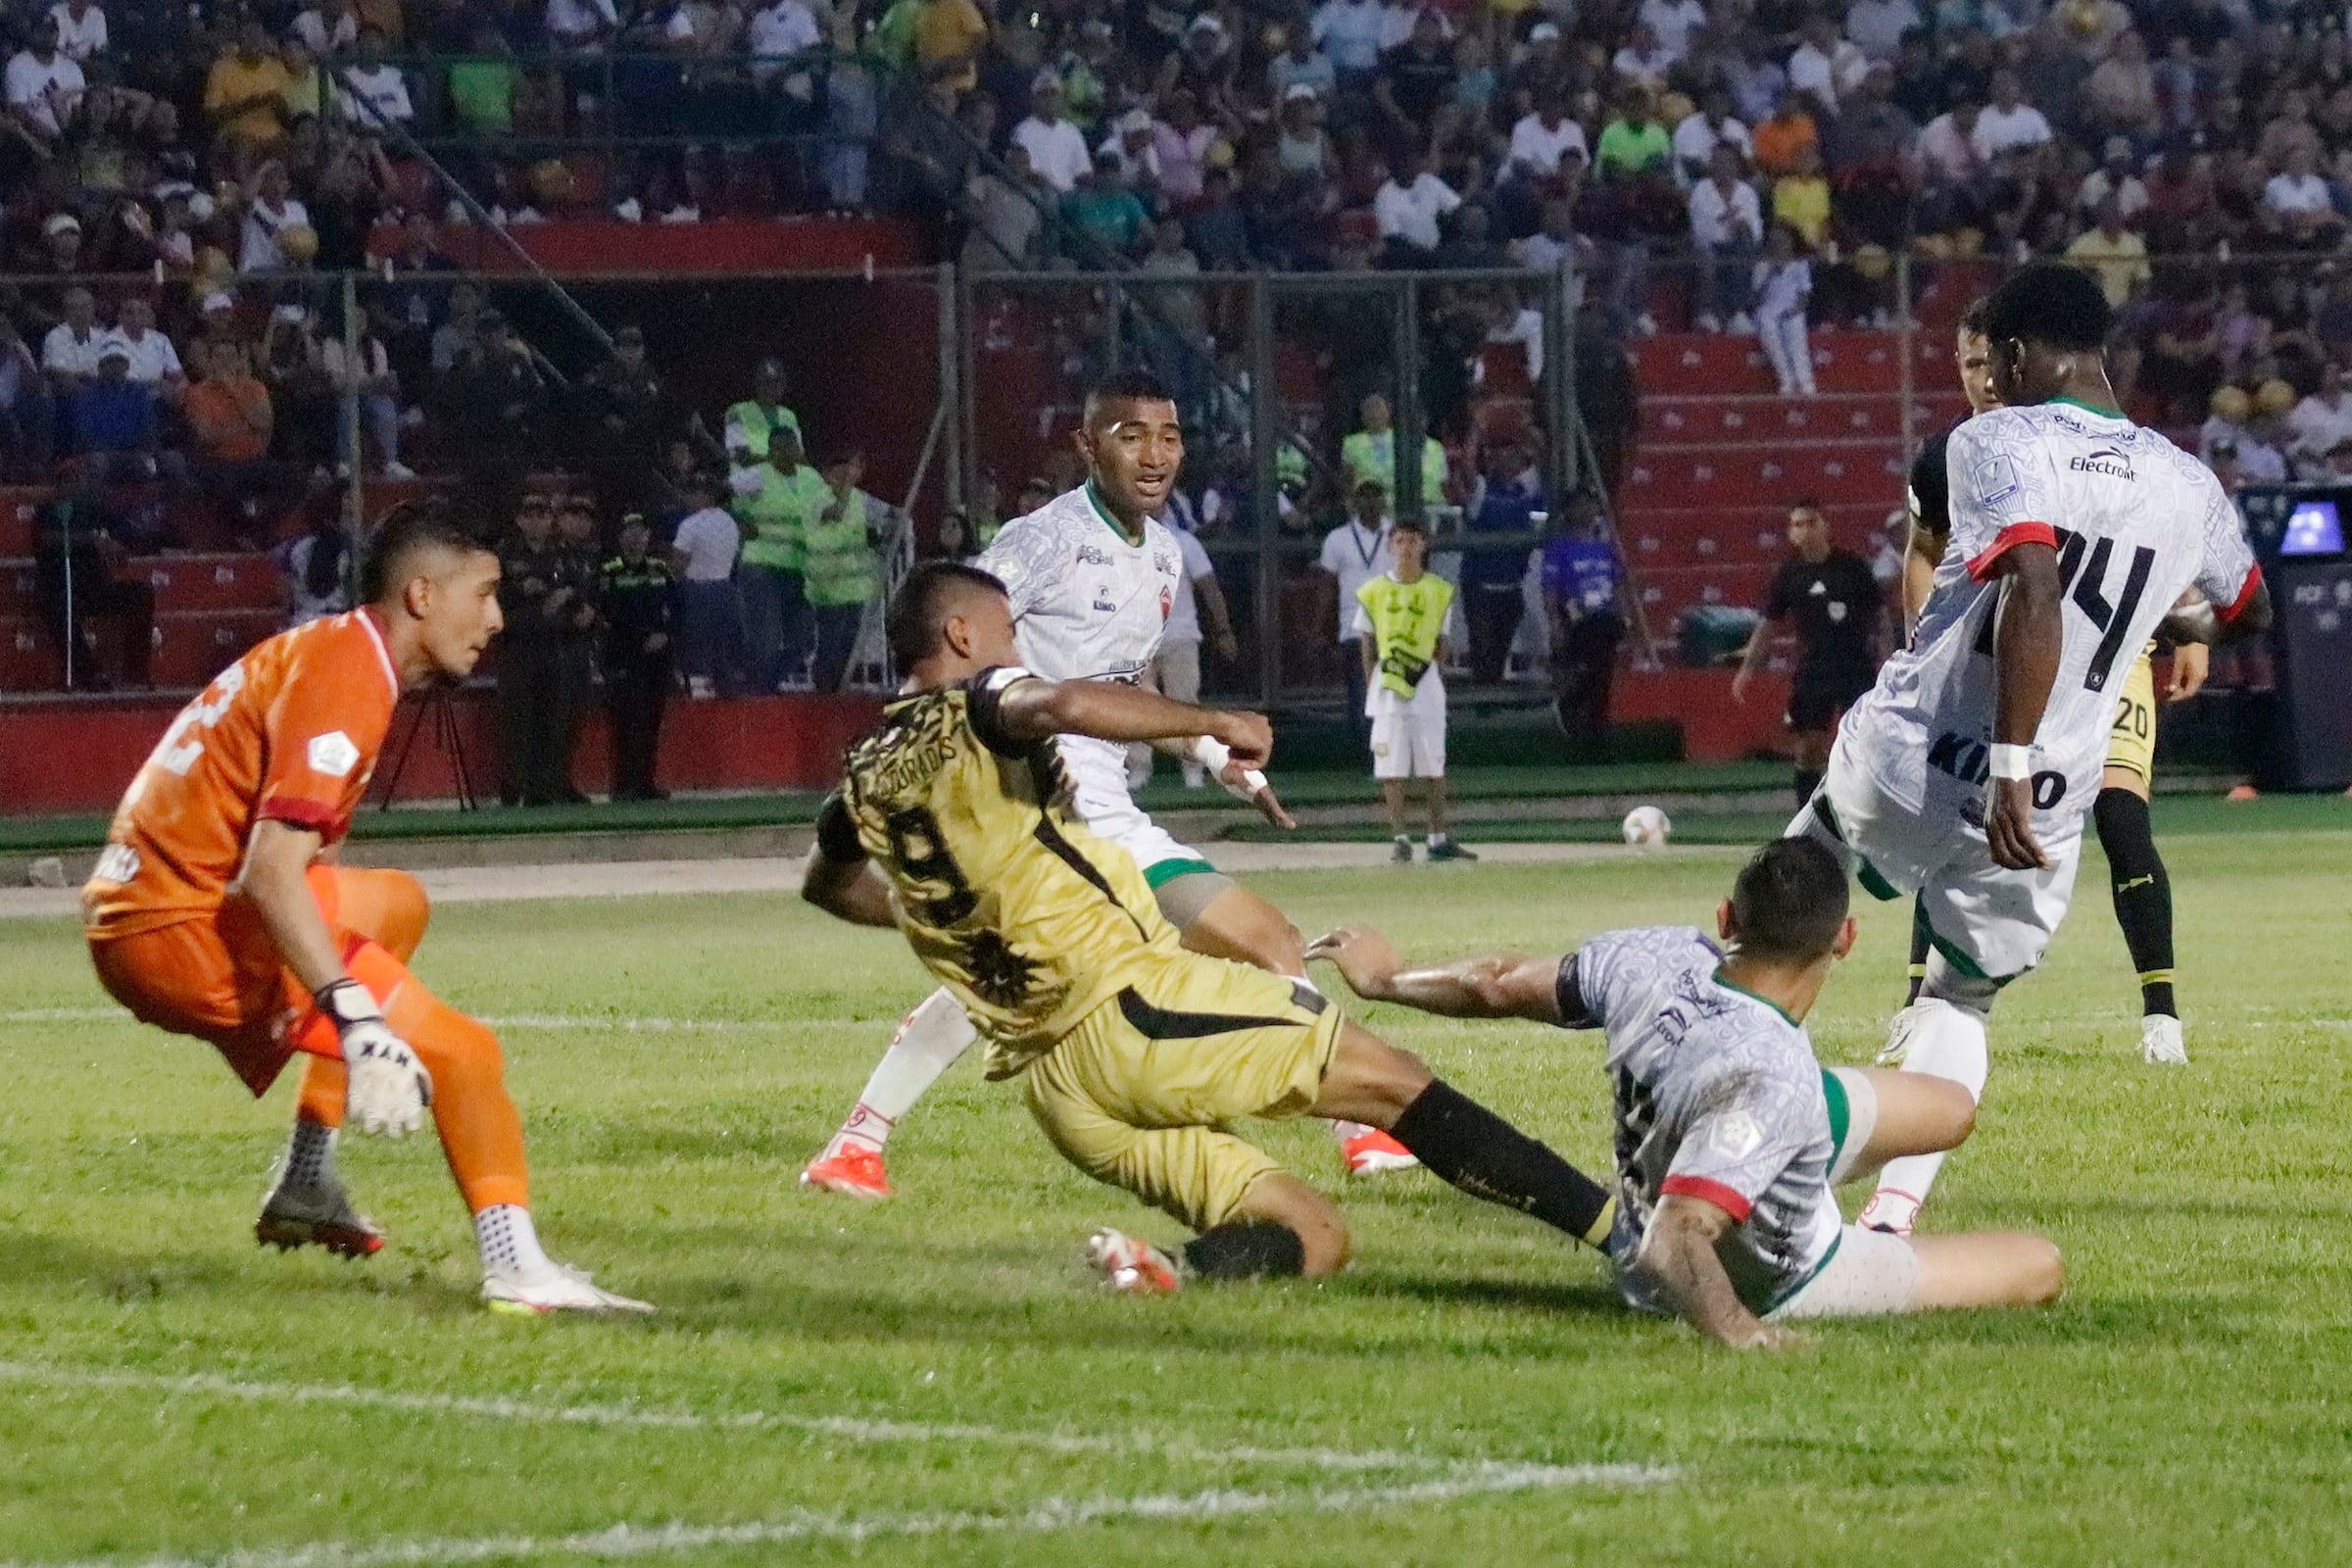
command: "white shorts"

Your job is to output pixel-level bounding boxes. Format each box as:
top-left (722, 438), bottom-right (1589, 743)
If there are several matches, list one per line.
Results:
top-left (1369, 709), bottom-right (1446, 780)
top-left (1059, 734), bottom-right (1216, 887)
top-left (1789, 733), bottom-right (2083, 985)
top-left (1766, 1223), bottom-right (1923, 1321)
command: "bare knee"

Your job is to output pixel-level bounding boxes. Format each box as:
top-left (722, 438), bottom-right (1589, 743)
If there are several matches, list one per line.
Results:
top-left (1236, 1174), bottom-right (1351, 1276)
top-left (1315, 1025), bottom-right (1436, 1126)
top-left (1295, 1210), bottom-right (1352, 1276)
top-left (1927, 1077), bottom-right (1978, 1150)
top-left (2018, 1237), bottom-right (2065, 1304)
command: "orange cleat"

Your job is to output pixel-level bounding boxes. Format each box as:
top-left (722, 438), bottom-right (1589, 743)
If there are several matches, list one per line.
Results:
top-left (1341, 1126), bottom-right (1420, 1176)
top-left (1087, 1228), bottom-right (1182, 1294)
top-left (801, 1144), bottom-right (894, 1200)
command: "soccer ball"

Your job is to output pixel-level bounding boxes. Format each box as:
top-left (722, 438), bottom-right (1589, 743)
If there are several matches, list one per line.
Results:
top-left (1622, 806), bottom-right (1672, 847)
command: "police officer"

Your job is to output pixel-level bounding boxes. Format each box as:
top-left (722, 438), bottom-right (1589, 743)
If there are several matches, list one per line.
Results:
top-left (601, 511), bottom-right (677, 801)
top-left (549, 496), bottom-right (605, 805)
top-left (496, 493), bottom-right (571, 806)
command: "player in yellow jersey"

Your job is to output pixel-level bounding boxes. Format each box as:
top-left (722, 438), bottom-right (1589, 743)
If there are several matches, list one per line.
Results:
top-left (799, 562), bottom-right (1618, 1291)
top-left (1896, 302), bottom-right (2208, 1066)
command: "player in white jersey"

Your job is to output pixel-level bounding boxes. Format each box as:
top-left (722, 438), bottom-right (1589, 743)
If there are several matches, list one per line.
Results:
top-left (1789, 264), bottom-right (2274, 1236)
top-left (1311, 838), bottom-right (2062, 1348)
top-left (803, 371), bottom-right (1420, 1198)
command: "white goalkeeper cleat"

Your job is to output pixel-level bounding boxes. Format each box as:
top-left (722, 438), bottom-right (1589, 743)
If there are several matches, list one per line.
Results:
top-left (482, 1262), bottom-right (656, 1316)
top-left (1877, 1001), bottom-right (1935, 1066)
top-left (2139, 1015), bottom-right (2187, 1066)
top-left (1087, 1228), bottom-right (1182, 1295)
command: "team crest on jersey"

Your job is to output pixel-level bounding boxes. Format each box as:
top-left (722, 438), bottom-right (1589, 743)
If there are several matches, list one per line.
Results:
top-left (1075, 543), bottom-right (1111, 566)
top-left (308, 731), bottom-right (361, 777)
top-left (1153, 551), bottom-right (1175, 577)
top-left (1973, 452), bottom-right (2022, 507)
top-left (2068, 446), bottom-right (2134, 481)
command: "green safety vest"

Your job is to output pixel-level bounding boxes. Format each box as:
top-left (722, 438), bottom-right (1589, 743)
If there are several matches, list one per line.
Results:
top-left (1341, 430), bottom-right (1447, 507)
top-left (733, 463), bottom-right (828, 572)
top-left (804, 488), bottom-right (882, 608)
top-left (1355, 570), bottom-right (1453, 698)
top-left (725, 399), bottom-right (802, 463)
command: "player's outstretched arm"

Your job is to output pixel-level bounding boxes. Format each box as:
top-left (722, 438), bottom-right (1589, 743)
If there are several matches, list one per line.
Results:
top-left (2159, 577), bottom-right (2274, 647)
top-left (1307, 926), bottom-right (1568, 1023)
top-left (1985, 540), bottom-right (2063, 871)
top-left (1632, 1196), bottom-right (1798, 1350)
top-left (993, 675), bottom-right (1273, 763)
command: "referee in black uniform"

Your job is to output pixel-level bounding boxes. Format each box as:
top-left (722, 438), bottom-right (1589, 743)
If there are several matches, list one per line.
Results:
top-left (1732, 501), bottom-right (1885, 807)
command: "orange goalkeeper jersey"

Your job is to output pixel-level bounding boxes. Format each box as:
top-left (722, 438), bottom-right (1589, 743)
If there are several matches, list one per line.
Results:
top-left (83, 609), bottom-right (404, 938)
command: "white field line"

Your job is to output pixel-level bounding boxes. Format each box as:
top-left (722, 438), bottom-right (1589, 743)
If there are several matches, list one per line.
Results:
top-left (0, 1359), bottom-right (1440, 1475)
top-left (0, 1462), bottom-right (1677, 1568)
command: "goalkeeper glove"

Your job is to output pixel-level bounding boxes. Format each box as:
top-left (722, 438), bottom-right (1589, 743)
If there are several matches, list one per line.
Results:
top-left (317, 979), bottom-right (432, 1138)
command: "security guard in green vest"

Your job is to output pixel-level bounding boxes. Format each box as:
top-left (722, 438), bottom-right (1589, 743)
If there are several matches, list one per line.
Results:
top-left (1340, 392), bottom-right (1448, 512)
top-left (722, 359), bottom-right (802, 471)
top-left (731, 424), bottom-right (828, 689)
top-left (601, 512), bottom-right (677, 801)
top-left (807, 449), bottom-right (885, 692)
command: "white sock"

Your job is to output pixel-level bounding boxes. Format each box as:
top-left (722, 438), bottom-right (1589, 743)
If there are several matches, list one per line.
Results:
top-left (474, 1203), bottom-right (552, 1278)
top-left (279, 1119), bottom-right (338, 1195)
top-left (1864, 999), bottom-right (1989, 1229)
top-left (1329, 1120), bottom-right (1375, 1144)
top-left (823, 989), bottom-right (977, 1158)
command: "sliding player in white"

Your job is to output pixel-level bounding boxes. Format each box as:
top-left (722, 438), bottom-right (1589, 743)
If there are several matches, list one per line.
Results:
top-left (1792, 263), bottom-right (2272, 1235)
top-left (803, 371), bottom-right (1419, 1198)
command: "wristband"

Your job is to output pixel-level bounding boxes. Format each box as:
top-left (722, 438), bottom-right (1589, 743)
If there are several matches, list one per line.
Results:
top-left (1192, 735), bottom-right (1232, 772)
top-left (1987, 743), bottom-right (2034, 781)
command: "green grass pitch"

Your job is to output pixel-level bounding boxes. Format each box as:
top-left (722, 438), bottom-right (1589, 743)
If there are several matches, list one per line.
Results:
top-left (2, 804), bottom-right (2350, 1565)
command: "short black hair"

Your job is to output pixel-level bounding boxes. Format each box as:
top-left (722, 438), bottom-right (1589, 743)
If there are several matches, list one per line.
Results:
top-left (1727, 838), bottom-right (1850, 962)
top-left (360, 499), bottom-right (492, 604)
top-left (1082, 368), bottom-right (1174, 424)
top-left (1958, 296), bottom-right (1990, 336)
top-left (1389, 514), bottom-right (1429, 535)
top-left (887, 561), bottom-right (1006, 668)
top-left (1981, 263), bottom-right (2113, 354)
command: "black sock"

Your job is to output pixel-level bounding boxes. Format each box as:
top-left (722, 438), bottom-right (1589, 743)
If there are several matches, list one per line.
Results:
top-left (1182, 1222), bottom-right (1306, 1281)
top-left (2095, 787), bottom-right (2176, 1017)
top-left (1389, 1079), bottom-right (1614, 1248)
top-left (1905, 897), bottom-right (1932, 1005)
top-left (1793, 767), bottom-right (1824, 808)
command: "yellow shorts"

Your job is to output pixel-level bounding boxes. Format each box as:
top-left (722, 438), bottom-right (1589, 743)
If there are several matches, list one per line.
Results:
top-left (2106, 650), bottom-right (2157, 783)
top-left (1019, 953), bottom-right (1345, 1233)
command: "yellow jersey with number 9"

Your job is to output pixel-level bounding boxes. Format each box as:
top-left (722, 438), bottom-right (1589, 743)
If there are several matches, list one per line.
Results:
top-left (820, 666), bottom-right (1182, 1076)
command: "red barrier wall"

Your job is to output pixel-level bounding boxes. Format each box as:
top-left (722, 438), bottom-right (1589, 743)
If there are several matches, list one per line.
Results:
top-left (370, 218), bottom-right (925, 276)
top-left (0, 691), bottom-right (881, 816)
top-left (1611, 668), bottom-right (1790, 765)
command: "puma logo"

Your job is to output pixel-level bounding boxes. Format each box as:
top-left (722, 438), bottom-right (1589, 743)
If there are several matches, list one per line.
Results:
top-left (2115, 874), bottom-right (2156, 892)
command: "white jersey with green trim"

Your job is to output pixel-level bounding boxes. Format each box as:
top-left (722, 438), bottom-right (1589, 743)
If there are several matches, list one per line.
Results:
top-left (1846, 401), bottom-right (2259, 831)
top-left (975, 483), bottom-right (1186, 836)
top-left (1566, 925), bottom-right (1842, 1317)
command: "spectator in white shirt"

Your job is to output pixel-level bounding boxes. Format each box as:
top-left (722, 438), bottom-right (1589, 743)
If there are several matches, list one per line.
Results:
top-left (546, 0), bottom-right (620, 53)
top-left (1373, 146), bottom-right (1460, 253)
top-left (1672, 88), bottom-right (1752, 183)
top-left (291, 0), bottom-right (359, 59)
top-left (669, 470), bottom-right (744, 699)
top-left (1639, 0), bottom-right (1709, 63)
top-left (105, 296), bottom-right (186, 401)
top-left (1843, 0), bottom-right (1919, 62)
top-left (1507, 92), bottom-right (1589, 179)
top-left (47, 0), bottom-right (105, 62)
top-left (1315, 480), bottom-right (1396, 732)
top-left (41, 285), bottom-right (106, 388)
top-left (1917, 102), bottom-right (1984, 185)
top-left (1513, 197), bottom-right (1593, 285)
top-left (2073, 136), bottom-right (2149, 225)
top-left (1011, 74), bottom-right (1093, 194)
top-left (1752, 223), bottom-right (1816, 396)
top-left (746, 0), bottom-right (820, 78)
top-left (334, 28), bottom-right (413, 128)
top-left (1151, 89), bottom-right (1218, 204)
top-left (1689, 146), bottom-right (1764, 332)
top-left (6, 16), bottom-right (84, 141)
top-left (1312, 0), bottom-right (1388, 76)
top-left (1610, 22), bottom-right (1674, 92)
top-left (238, 161), bottom-right (313, 272)
top-left (2264, 142), bottom-right (2344, 242)
top-left (1970, 71), bottom-right (2052, 160)
top-left (1787, 14), bottom-right (1868, 113)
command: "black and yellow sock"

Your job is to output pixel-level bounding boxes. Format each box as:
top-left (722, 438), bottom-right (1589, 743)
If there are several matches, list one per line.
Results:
top-left (1390, 1079), bottom-right (1616, 1248)
top-left (2094, 787), bottom-right (2177, 1019)
top-left (1183, 1222), bottom-right (1305, 1281)
top-left (1905, 897), bottom-right (1932, 1006)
